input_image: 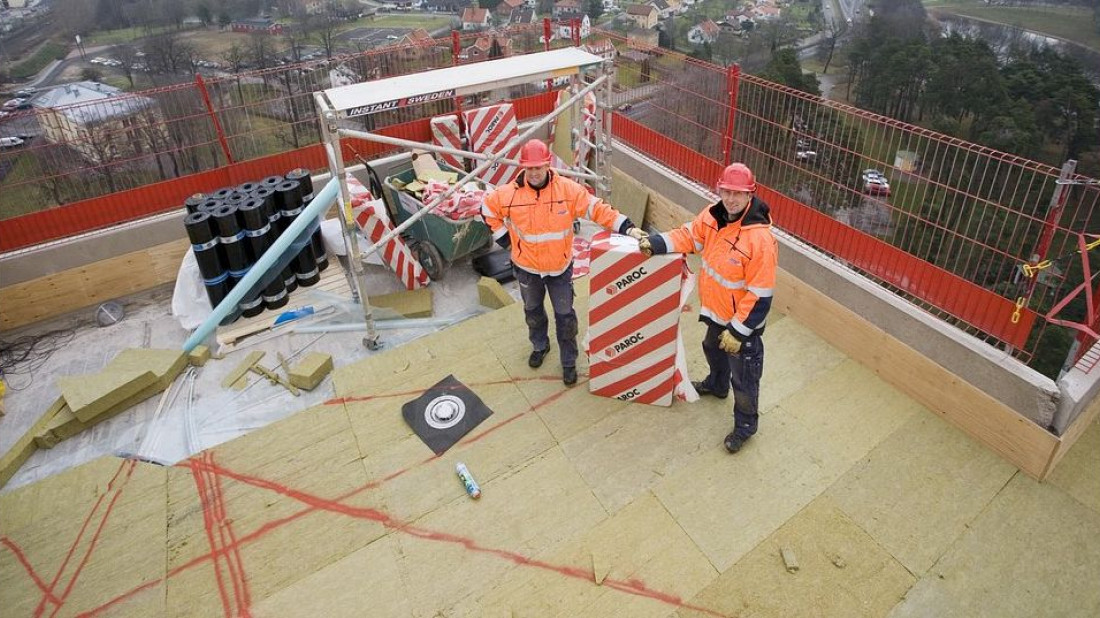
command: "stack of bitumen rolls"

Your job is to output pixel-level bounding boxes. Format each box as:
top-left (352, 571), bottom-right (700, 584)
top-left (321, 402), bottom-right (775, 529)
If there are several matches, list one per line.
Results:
top-left (182, 169), bottom-right (325, 324)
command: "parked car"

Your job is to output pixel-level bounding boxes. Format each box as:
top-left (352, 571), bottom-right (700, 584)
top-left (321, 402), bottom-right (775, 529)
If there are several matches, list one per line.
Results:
top-left (2, 98), bottom-right (28, 110)
top-left (861, 169), bottom-right (891, 196)
top-left (15, 88), bottom-right (37, 98)
top-left (0, 136), bottom-right (26, 148)
top-left (795, 149), bottom-right (817, 162)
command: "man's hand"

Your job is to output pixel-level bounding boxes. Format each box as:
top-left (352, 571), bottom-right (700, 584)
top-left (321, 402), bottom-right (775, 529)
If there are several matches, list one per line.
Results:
top-left (638, 237), bottom-right (653, 256)
top-left (626, 227), bottom-right (649, 241)
top-left (719, 330), bottom-right (742, 354)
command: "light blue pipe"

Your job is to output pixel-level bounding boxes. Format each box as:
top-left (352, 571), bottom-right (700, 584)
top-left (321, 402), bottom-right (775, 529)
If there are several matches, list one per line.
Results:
top-left (182, 177), bottom-right (339, 353)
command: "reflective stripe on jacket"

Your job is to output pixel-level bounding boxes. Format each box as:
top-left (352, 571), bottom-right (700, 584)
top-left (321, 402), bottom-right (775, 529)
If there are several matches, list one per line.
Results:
top-left (482, 171), bottom-right (632, 276)
top-left (658, 197), bottom-right (777, 336)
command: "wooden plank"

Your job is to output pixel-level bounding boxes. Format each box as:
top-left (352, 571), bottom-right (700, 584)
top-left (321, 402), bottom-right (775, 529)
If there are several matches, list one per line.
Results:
top-left (0, 238), bottom-right (190, 331)
top-left (222, 351), bottom-right (265, 389)
top-left (1042, 393), bottom-right (1100, 479)
top-left (774, 269), bottom-right (1059, 479)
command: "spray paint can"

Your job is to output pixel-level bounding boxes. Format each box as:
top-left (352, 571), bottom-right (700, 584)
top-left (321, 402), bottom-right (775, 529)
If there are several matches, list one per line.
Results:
top-left (455, 462), bottom-right (481, 499)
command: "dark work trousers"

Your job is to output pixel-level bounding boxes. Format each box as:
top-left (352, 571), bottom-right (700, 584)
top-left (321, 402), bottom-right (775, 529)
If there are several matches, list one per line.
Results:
top-left (701, 321), bottom-right (764, 439)
top-left (514, 264), bottom-right (578, 368)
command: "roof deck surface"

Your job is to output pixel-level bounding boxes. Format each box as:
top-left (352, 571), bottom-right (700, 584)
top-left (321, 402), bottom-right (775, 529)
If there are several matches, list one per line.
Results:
top-left (2, 271), bottom-right (1098, 617)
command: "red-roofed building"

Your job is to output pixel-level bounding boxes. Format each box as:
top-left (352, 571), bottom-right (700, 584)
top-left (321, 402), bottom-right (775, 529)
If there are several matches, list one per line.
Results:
top-left (461, 6), bottom-right (490, 29)
top-left (495, 0), bottom-right (524, 18)
top-left (687, 19), bottom-right (719, 44)
top-left (460, 35), bottom-right (514, 62)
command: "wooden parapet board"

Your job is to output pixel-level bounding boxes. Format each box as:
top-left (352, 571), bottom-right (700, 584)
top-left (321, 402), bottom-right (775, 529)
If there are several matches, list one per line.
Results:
top-left (0, 238), bottom-right (190, 331)
top-left (774, 269), bottom-right (1060, 479)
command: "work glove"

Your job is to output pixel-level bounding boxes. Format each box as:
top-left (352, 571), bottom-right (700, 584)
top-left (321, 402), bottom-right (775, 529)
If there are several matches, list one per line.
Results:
top-left (638, 237), bottom-right (653, 257)
top-left (719, 330), bottom-right (742, 354)
top-left (626, 227), bottom-right (649, 241)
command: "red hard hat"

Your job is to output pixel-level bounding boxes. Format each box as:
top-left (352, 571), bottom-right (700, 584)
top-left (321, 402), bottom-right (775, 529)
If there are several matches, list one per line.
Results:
top-left (518, 139), bottom-right (553, 168)
top-left (717, 163), bottom-right (756, 192)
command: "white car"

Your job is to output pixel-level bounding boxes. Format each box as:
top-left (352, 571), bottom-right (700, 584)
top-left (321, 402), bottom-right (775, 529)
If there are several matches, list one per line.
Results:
top-left (0, 136), bottom-right (25, 148)
top-left (2, 98), bottom-right (26, 110)
top-left (861, 169), bottom-right (891, 196)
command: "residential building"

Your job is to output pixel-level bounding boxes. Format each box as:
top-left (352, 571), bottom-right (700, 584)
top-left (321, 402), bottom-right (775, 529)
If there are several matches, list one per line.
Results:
top-left (648, 0), bottom-right (672, 19)
top-left (752, 5), bottom-right (781, 20)
top-left (584, 37), bottom-right (616, 61)
top-left (399, 28), bottom-right (439, 59)
top-left (552, 0), bottom-right (584, 20)
top-left (33, 81), bottom-right (162, 163)
top-left (460, 35), bottom-right (513, 62)
top-left (423, 0), bottom-right (471, 13)
top-left (555, 14), bottom-right (590, 40)
top-left (494, 0), bottom-right (524, 18)
top-left (461, 6), bottom-right (490, 30)
top-left (687, 18), bottom-right (719, 44)
top-left (509, 7), bottom-right (537, 24)
top-left (230, 18), bottom-right (284, 34)
top-left (623, 3), bottom-right (657, 29)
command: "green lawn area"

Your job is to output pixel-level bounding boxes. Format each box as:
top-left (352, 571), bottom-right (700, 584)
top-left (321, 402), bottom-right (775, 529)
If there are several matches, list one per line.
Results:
top-left (8, 41), bottom-right (68, 80)
top-left (0, 155), bottom-right (48, 220)
top-left (338, 14), bottom-right (454, 34)
top-left (924, 1), bottom-right (1100, 52)
top-left (86, 24), bottom-right (200, 46)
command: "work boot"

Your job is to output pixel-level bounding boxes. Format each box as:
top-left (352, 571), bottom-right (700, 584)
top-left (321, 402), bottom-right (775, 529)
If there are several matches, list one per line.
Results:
top-left (692, 380), bottom-right (728, 399)
top-left (563, 366), bottom-right (577, 386)
top-left (724, 432), bottom-right (750, 454)
top-left (529, 348), bottom-right (549, 368)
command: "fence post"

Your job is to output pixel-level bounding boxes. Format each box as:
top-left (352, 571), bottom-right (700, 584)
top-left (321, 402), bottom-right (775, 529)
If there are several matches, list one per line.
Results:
top-left (721, 63), bottom-right (740, 167)
top-left (195, 74), bottom-right (234, 165)
top-left (543, 18), bottom-right (552, 51)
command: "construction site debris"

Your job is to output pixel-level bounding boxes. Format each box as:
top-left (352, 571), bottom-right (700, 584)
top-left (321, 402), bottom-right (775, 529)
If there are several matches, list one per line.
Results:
top-left (456, 461), bottom-right (482, 498)
top-left (222, 351), bottom-right (265, 389)
top-left (781, 546), bottom-right (800, 573)
top-left (251, 363), bottom-right (300, 396)
top-left (289, 352), bottom-right (333, 391)
top-left (592, 551), bottom-right (611, 585)
top-left (477, 276), bottom-right (515, 309)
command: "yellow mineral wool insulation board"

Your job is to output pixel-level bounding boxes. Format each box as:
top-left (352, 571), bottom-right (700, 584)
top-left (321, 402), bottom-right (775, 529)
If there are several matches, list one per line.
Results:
top-left (552, 89), bottom-right (574, 164)
top-left (609, 167), bottom-right (650, 229)
top-left (289, 353), bottom-right (334, 391)
top-left (0, 396), bottom-right (65, 488)
top-left (35, 379), bottom-right (165, 449)
top-left (370, 287), bottom-right (433, 318)
top-left (477, 277), bottom-right (514, 309)
top-left (0, 238), bottom-right (190, 330)
top-left (59, 368), bottom-right (159, 423)
top-left (110, 348), bottom-right (188, 389)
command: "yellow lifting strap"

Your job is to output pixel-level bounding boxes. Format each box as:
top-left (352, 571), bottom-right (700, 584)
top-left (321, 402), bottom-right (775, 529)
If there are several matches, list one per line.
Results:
top-left (1013, 235), bottom-right (1100, 324)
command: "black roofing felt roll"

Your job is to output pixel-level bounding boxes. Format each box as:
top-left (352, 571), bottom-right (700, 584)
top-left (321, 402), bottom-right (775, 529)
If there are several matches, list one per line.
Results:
top-left (184, 193), bottom-right (207, 214)
top-left (213, 204), bottom-right (249, 274)
top-left (184, 211), bottom-right (226, 281)
top-left (224, 191), bottom-right (248, 205)
top-left (198, 198), bottom-right (223, 213)
top-left (212, 186), bottom-right (236, 200)
top-left (274, 180), bottom-right (303, 214)
top-left (285, 168), bottom-right (314, 201)
top-left (238, 198), bottom-right (268, 232)
top-left (237, 181), bottom-right (260, 194)
top-left (261, 175), bottom-right (284, 187)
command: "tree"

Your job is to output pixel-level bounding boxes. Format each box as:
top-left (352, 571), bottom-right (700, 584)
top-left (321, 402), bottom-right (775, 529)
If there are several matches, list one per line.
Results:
top-left (585, 0), bottom-right (603, 22)
top-left (196, 3), bottom-right (213, 26)
top-left (80, 67), bottom-right (103, 82)
top-left (759, 48), bottom-right (820, 96)
top-left (144, 32), bottom-right (193, 74)
top-left (307, 2), bottom-right (345, 59)
top-left (218, 10), bottom-right (232, 27)
top-left (113, 45), bottom-right (141, 88)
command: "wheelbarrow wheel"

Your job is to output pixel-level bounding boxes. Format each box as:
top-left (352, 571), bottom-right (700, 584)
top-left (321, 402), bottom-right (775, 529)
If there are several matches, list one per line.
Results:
top-left (413, 240), bottom-right (445, 281)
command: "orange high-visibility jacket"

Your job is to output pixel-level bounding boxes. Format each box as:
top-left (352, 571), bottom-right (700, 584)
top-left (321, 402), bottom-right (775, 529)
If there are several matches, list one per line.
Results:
top-left (655, 197), bottom-right (777, 338)
top-left (482, 171), bottom-right (635, 276)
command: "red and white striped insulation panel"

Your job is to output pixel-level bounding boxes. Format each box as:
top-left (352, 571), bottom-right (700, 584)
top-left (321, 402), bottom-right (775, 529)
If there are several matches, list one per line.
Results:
top-left (354, 202), bottom-right (430, 290)
top-left (430, 114), bottom-right (465, 170)
top-left (587, 232), bottom-right (686, 406)
top-left (463, 103), bottom-right (521, 187)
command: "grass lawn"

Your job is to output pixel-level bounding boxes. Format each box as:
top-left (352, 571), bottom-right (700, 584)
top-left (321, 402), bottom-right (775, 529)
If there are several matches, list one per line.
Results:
top-left (0, 155), bottom-right (48, 220)
top-left (87, 25), bottom-right (200, 46)
top-left (360, 14), bottom-right (455, 31)
top-left (8, 41), bottom-right (68, 80)
top-left (924, 1), bottom-right (1100, 52)
top-left (180, 30), bottom-right (259, 58)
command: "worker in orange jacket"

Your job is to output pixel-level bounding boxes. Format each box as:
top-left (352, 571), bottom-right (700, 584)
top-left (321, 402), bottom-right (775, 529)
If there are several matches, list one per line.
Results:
top-left (482, 139), bottom-right (647, 386)
top-left (640, 163), bottom-right (778, 453)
